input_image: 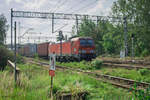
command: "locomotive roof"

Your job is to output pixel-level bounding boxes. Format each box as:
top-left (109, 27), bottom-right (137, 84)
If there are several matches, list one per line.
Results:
top-left (71, 37), bottom-right (93, 41)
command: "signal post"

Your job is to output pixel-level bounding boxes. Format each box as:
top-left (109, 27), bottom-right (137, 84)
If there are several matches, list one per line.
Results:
top-left (49, 52), bottom-right (56, 100)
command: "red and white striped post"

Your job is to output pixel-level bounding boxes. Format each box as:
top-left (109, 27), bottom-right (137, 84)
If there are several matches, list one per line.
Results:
top-left (49, 52), bottom-right (56, 100)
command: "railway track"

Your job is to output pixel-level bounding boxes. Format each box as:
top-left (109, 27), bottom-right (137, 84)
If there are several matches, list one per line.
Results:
top-left (101, 59), bottom-right (150, 65)
top-left (103, 63), bottom-right (150, 70)
top-left (56, 65), bottom-right (150, 90)
top-left (99, 58), bottom-right (150, 70)
top-left (26, 58), bottom-right (150, 91)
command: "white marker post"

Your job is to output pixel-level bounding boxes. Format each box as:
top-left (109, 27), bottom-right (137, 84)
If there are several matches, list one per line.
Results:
top-left (49, 53), bottom-right (56, 100)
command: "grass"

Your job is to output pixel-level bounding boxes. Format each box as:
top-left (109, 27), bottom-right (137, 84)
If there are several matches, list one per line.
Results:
top-left (0, 63), bottom-right (133, 100)
top-left (97, 56), bottom-right (150, 61)
top-left (56, 60), bottom-right (92, 70)
top-left (96, 67), bottom-right (150, 83)
top-left (56, 60), bottom-right (150, 83)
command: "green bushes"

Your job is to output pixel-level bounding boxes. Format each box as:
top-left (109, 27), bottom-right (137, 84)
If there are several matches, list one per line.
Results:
top-left (132, 84), bottom-right (150, 100)
top-left (138, 69), bottom-right (150, 76)
top-left (0, 64), bottom-right (131, 100)
top-left (91, 59), bottom-right (103, 69)
top-left (141, 49), bottom-right (149, 57)
top-left (34, 53), bottom-right (39, 59)
top-left (0, 45), bottom-right (14, 70)
top-left (57, 61), bottom-right (92, 70)
top-left (16, 54), bottom-right (24, 64)
top-left (0, 45), bottom-right (25, 70)
top-left (57, 59), bottom-right (103, 70)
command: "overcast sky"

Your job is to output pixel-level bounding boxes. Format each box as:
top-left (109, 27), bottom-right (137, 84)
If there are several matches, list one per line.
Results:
top-left (0, 0), bottom-right (116, 44)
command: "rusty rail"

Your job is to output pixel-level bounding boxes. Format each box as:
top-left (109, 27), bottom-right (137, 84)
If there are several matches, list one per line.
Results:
top-left (101, 60), bottom-right (150, 65)
top-left (103, 63), bottom-right (150, 70)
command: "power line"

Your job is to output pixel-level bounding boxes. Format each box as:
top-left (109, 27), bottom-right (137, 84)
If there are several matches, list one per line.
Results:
top-left (50, 0), bottom-right (61, 12)
top-left (66, 0), bottom-right (87, 13)
top-left (52, 0), bottom-right (68, 13)
top-left (71, 0), bottom-right (98, 14)
top-left (54, 23), bottom-right (69, 33)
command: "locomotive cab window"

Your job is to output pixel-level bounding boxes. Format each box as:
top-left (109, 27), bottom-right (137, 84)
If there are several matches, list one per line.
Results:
top-left (80, 39), bottom-right (94, 46)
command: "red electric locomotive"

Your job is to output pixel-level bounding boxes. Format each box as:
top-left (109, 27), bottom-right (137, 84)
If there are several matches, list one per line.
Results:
top-left (49, 37), bottom-right (96, 61)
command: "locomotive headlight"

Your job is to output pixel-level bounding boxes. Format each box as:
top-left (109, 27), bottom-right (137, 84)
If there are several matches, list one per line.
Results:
top-left (90, 50), bottom-right (94, 53)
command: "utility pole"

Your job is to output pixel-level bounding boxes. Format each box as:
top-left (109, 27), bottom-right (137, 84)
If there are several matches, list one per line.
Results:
top-left (14, 21), bottom-right (17, 83)
top-left (52, 13), bottom-right (54, 33)
top-left (97, 16), bottom-right (99, 26)
top-left (28, 37), bottom-right (29, 43)
top-left (123, 16), bottom-right (128, 57)
top-left (18, 22), bottom-right (20, 45)
top-left (11, 8), bottom-right (13, 50)
top-left (38, 37), bottom-right (40, 43)
top-left (75, 15), bottom-right (78, 35)
top-left (131, 34), bottom-right (134, 59)
top-left (39, 32), bottom-right (42, 43)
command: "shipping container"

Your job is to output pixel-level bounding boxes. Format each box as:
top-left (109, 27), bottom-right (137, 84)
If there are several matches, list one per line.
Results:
top-left (49, 41), bottom-right (71, 56)
top-left (28, 44), bottom-right (37, 56)
top-left (18, 47), bottom-right (24, 56)
top-left (37, 42), bottom-right (49, 58)
top-left (18, 44), bottom-right (37, 57)
top-left (24, 45), bottom-right (30, 56)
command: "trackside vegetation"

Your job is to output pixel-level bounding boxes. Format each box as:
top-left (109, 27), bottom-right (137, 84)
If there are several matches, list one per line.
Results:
top-left (0, 63), bottom-right (134, 100)
top-left (57, 60), bottom-right (150, 83)
top-left (98, 67), bottom-right (150, 83)
top-left (0, 45), bottom-right (24, 71)
top-left (56, 59), bottom-right (103, 70)
top-left (0, 45), bottom-right (14, 70)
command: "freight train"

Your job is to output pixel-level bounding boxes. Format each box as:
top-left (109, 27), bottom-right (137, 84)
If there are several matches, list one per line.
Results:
top-left (18, 37), bottom-right (96, 61)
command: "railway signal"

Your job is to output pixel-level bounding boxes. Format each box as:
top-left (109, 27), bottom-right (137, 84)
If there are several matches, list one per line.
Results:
top-left (59, 31), bottom-right (64, 60)
top-left (59, 30), bottom-right (64, 40)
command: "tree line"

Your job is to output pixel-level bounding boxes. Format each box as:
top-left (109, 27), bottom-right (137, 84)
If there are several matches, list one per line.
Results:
top-left (76, 0), bottom-right (150, 57)
top-left (0, 14), bottom-right (12, 70)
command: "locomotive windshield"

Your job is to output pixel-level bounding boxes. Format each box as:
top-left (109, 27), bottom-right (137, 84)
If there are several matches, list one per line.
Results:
top-left (80, 39), bottom-right (94, 46)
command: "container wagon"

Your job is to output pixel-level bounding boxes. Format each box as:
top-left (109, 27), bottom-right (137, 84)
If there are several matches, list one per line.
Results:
top-left (18, 44), bottom-right (37, 56)
top-left (37, 42), bottom-right (49, 58)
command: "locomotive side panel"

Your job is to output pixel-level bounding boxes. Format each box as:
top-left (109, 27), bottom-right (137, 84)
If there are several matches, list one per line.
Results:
top-left (71, 40), bottom-right (80, 55)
